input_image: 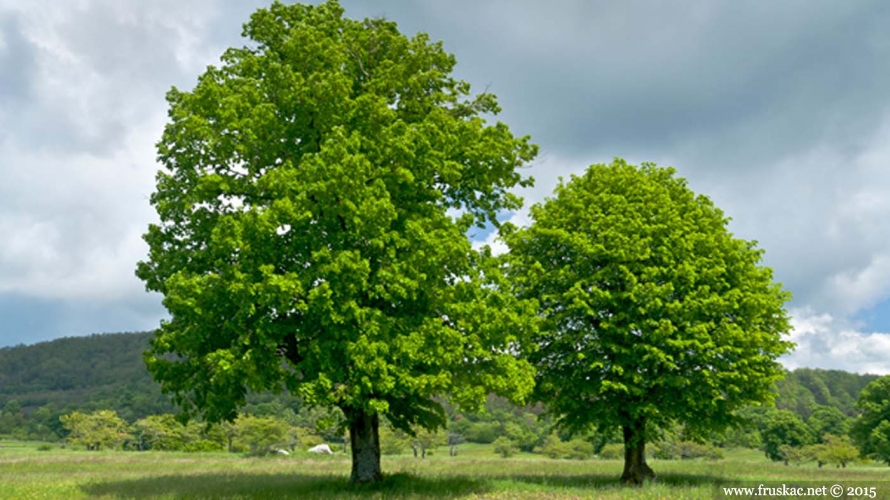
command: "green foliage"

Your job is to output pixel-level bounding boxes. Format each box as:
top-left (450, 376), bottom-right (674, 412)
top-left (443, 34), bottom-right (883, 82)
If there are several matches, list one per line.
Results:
top-left (778, 444), bottom-right (808, 465)
top-left (132, 414), bottom-right (226, 452)
top-left (851, 376), bottom-right (890, 464)
top-left (651, 440), bottom-right (723, 460)
top-left (564, 438), bottom-right (595, 459)
top-left (233, 414), bottom-right (291, 456)
top-left (818, 434), bottom-right (859, 468)
top-left (599, 443), bottom-right (624, 460)
top-left (463, 422), bottom-right (499, 444)
top-left (0, 333), bottom-right (175, 422)
top-left (136, 1), bottom-right (538, 459)
top-left (505, 159), bottom-right (793, 478)
top-left (807, 405), bottom-right (851, 442)
top-left (379, 425), bottom-right (409, 455)
top-left (411, 426), bottom-right (445, 458)
top-left (537, 434), bottom-right (593, 460)
top-left (775, 368), bottom-right (878, 419)
top-left (493, 436), bottom-right (516, 458)
top-left (60, 410), bottom-right (130, 450)
top-left (538, 434), bottom-right (568, 458)
top-left (294, 426), bottom-right (324, 451)
top-left (762, 410), bottom-right (814, 461)
top-left (133, 414), bottom-right (183, 451)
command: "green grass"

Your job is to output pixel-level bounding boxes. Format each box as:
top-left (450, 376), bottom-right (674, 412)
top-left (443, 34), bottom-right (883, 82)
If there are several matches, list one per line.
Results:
top-left (1, 440), bottom-right (888, 499)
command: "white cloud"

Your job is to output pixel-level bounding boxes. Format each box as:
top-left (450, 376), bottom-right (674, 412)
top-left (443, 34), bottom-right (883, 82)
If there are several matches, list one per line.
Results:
top-left (782, 308), bottom-right (890, 375)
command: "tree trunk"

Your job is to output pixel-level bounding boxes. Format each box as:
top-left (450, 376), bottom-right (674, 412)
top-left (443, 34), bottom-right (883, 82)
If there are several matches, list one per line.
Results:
top-left (347, 408), bottom-right (383, 484)
top-left (621, 418), bottom-right (656, 486)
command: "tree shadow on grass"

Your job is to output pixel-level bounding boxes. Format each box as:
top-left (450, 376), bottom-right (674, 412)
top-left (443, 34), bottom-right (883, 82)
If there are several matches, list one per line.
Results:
top-left (80, 472), bottom-right (491, 499)
top-left (507, 471), bottom-right (729, 490)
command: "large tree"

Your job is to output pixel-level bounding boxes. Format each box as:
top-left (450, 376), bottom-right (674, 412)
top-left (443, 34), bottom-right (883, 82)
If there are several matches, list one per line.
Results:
top-left (504, 160), bottom-right (793, 484)
top-left (136, 0), bottom-right (538, 483)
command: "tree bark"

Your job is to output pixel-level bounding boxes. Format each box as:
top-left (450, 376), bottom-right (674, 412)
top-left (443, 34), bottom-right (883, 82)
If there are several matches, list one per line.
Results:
top-left (346, 408), bottom-right (383, 484)
top-left (621, 418), bottom-right (656, 486)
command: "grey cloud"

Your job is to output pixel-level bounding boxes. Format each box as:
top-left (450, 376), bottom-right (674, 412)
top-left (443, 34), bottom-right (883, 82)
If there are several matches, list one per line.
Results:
top-left (0, 12), bottom-right (38, 145)
top-left (0, 0), bottom-right (888, 367)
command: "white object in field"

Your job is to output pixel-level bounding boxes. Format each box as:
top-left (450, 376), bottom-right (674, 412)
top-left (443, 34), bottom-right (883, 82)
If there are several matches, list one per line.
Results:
top-left (308, 444), bottom-right (333, 454)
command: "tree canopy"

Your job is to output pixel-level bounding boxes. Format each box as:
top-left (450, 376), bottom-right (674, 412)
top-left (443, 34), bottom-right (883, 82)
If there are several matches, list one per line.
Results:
top-left (135, 0), bottom-right (537, 483)
top-left (504, 159), bottom-right (793, 484)
top-left (851, 375), bottom-right (890, 464)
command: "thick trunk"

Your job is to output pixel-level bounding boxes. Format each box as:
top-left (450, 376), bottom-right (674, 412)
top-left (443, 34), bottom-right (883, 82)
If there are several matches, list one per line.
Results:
top-left (621, 418), bottom-right (656, 486)
top-left (347, 408), bottom-right (383, 484)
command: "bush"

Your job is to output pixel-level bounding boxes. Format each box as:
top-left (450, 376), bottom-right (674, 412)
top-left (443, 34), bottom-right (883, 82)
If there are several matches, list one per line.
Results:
top-left (705, 444), bottom-right (725, 460)
top-left (565, 439), bottom-right (594, 459)
top-left (599, 443), bottom-right (624, 460)
top-left (678, 441), bottom-right (709, 459)
top-left (493, 436), bottom-right (516, 458)
top-left (652, 442), bottom-right (678, 460)
top-left (379, 426), bottom-right (408, 455)
top-left (538, 434), bottom-right (569, 459)
top-left (465, 422), bottom-right (499, 444)
top-left (36, 444), bottom-right (53, 451)
top-left (651, 440), bottom-right (723, 460)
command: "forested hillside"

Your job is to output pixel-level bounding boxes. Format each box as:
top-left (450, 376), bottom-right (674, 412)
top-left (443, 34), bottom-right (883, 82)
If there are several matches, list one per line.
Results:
top-left (774, 368), bottom-right (880, 418)
top-left (0, 331), bottom-right (882, 424)
top-left (0, 332), bottom-right (173, 420)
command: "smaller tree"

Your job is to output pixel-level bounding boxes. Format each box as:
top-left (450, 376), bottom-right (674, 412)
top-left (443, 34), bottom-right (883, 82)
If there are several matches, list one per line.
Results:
top-left (60, 410), bottom-right (130, 451)
top-left (411, 426), bottom-right (445, 458)
top-left (493, 436), bottom-right (516, 458)
top-left (762, 410), bottom-right (814, 462)
top-left (538, 434), bottom-right (569, 459)
top-left (778, 445), bottom-right (809, 466)
top-left (133, 414), bottom-right (183, 451)
top-left (819, 434), bottom-right (859, 468)
top-left (379, 425), bottom-right (409, 455)
top-left (505, 160), bottom-right (793, 484)
top-left (233, 414), bottom-right (290, 456)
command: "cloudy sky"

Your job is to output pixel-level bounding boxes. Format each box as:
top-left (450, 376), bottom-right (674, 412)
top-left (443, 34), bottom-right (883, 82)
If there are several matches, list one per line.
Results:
top-left (1, 0), bottom-right (889, 374)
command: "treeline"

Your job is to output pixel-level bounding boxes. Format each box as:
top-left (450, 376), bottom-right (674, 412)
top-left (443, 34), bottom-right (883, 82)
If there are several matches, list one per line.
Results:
top-left (0, 332), bottom-right (888, 466)
top-left (0, 332), bottom-right (173, 420)
top-left (0, 332), bottom-right (880, 423)
top-left (4, 391), bottom-right (881, 469)
top-left (774, 368), bottom-right (880, 418)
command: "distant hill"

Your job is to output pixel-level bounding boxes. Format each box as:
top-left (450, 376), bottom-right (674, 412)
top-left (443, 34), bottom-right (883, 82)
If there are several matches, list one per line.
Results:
top-left (0, 331), bottom-right (883, 423)
top-left (774, 367), bottom-right (881, 418)
top-left (0, 332), bottom-right (174, 421)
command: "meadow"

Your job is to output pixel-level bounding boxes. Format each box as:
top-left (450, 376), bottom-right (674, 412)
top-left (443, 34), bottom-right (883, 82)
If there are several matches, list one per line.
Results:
top-left (1, 441), bottom-right (888, 500)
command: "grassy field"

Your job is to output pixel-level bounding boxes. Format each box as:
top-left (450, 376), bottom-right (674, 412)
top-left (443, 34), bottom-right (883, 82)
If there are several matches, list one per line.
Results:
top-left (1, 440), bottom-right (888, 499)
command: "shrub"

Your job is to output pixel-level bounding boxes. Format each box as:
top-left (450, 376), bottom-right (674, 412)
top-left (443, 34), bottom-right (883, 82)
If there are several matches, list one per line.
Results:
top-left (465, 422), bottom-right (499, 444)
top-left (493, 436), bottom-right (516, 458)
top-left (599, 443), bottom-right (624, 460)
top-left (538, 434), bottom-right (569, 459)
top-left (379, 426), bottom-right (409, 455)
top-left (565, 439), bottom-right (594, 459)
